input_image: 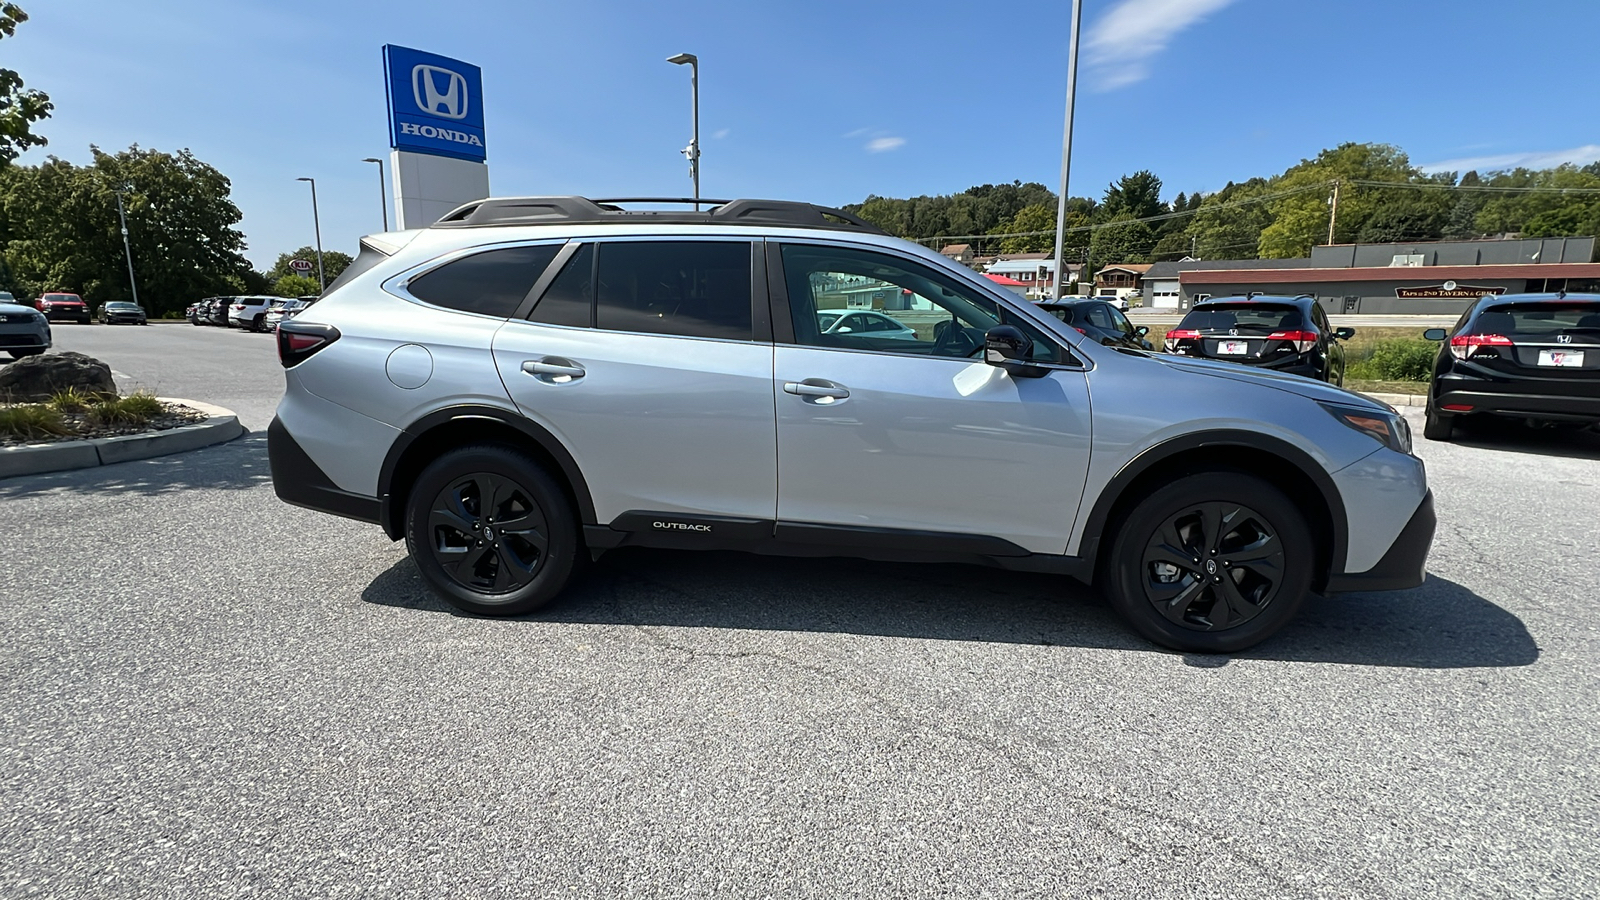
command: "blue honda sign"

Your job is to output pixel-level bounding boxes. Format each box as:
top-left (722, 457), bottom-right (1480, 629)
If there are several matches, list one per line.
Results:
top-left (383, 45), bottom-right (486, 162)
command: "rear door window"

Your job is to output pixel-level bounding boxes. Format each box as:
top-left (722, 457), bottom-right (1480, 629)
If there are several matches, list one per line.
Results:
top-left (528, 243), bottom-right (594, 327)
top-left (407, 244), bottom-right (563, 318)
top-left (595, 241), bottom-right (752, 341)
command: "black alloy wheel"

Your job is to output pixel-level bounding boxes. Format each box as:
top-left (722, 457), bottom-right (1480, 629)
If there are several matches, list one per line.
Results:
top-left (428, 472), bottom-right (549, 594)
top-left (405, 444), bottom-right (580, 616)
top-left (1107, 472), bottom-right (1312, 653)
top-left (1140, 501), bottom-right (1284, 632)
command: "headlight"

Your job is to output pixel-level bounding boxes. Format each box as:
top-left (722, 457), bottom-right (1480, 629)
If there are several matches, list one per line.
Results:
top-left (1321, 402), bottom-right (1412, 455)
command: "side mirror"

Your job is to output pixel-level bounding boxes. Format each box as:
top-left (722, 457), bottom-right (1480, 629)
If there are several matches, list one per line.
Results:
top-left (984, 325), bottom-right (1047, 378)
top-left (835, 326), bottom-right (853, 333)
top-left (1334, 327), bottom-right (1356, 340)
top-left (1422, 328), bottom-right (1448, 341)
top-left (1135, 325), bottom-right (1150, 336)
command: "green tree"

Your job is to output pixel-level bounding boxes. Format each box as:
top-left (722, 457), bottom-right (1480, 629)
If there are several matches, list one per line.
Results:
top-left (1184, 179), bottom-right (1273, 260)
top-left (1090, 214), bottom-right (1157, 264)
top-left (1257, 143), bottom-right (1422, 257)
top-left (1356, 191), bottom-right (1452, 243)
top-left (1474, 165), bottom-right (1600, 236)
top-left (273, 273), bottom-right (321, 297)
top-left (1101, 170), bottom-right (1165, 221)
top-left (0, 4), bottom-right (51, 165)
top-left (0, 145), bottom-right (251, 315)
top-left (268, 246), bottom-right (352, 285)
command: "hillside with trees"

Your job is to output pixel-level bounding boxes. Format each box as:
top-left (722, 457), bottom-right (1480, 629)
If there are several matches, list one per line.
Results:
top-left (843, 142), bottom-right (1600, 267)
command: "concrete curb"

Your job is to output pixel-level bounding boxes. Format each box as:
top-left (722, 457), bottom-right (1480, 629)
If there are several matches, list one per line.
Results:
top-left (0, 398), bottom-right (244, 479)
top-left (1364, 391), bottom-right (1428, 410)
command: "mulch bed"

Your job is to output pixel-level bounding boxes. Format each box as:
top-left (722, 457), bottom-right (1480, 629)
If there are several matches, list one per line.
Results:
top-left (0, 401), bottom-right (209, 448)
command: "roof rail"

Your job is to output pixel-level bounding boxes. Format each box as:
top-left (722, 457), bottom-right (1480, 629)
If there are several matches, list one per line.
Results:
top-left (431, 195), bottom-right (886, 234)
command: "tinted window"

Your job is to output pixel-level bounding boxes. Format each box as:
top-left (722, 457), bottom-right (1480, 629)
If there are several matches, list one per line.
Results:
top-left (780, 243), bottom-right (1064, 363)
top-left (596, 241), bottom-right (752, 340)
top-left (407, 244), bottom-right (562, 318)
top-left (1476, 302), bottom-right (1600, 336)
top-left (529, 243), bottom-right (593, 327)
top-left (1082, 304), bottom-right (1115, 330)
top-left (1180, 304), bottom-right (1304, 332)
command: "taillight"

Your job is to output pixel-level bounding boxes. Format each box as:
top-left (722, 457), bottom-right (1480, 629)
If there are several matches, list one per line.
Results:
top-left (276, 322), bottom-right (340, 368)
top-left (1267, 330), bottom-right (1318, 353)
top-left (1163, 328), bottom-right (1200, 352)
top-left (1449, 333), bottom-right (1512, 360)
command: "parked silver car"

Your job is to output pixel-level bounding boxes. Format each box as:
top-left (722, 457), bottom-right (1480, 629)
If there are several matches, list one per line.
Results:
top-left (0, 296), bottom-right (50, 358)
top-left (269, 197), bottom-right (1433, 652)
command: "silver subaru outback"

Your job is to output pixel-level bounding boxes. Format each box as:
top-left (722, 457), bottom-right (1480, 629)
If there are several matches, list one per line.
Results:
top-left (269, 197), bottom-right (1433, 653)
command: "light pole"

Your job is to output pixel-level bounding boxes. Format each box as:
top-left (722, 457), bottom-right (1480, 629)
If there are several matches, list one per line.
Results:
top-left (1051, 0), bottom-right (1084, 299)
top-left (113, 190), bottom-right (140, 308)
top-left (667, 52), bottom-right (700, 209)
top-left (362, 158), bottom-right (389, 231)
top-left (295, 177), bottom-right (326, 293)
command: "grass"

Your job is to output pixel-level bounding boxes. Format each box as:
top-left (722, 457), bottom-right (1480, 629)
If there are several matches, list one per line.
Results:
top-left (47, 386), bottom-right (103, 413)
top-left (87, 392), bottom-right (163, 427)
top-left (0, 404), bottom-right (71, 440)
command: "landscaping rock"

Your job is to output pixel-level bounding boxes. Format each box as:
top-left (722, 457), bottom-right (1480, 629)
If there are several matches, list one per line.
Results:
top-left (0, 352), bottom-right (117, 402)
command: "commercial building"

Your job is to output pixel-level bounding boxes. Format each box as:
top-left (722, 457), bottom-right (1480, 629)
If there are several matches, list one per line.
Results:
top-left (1141, 237), bottom-right (1599, 313)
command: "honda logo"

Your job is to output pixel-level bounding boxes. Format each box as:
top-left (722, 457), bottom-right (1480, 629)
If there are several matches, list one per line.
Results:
top-left (412, 65), bottom-right (468, 120)
top-left (1557, 334), bottom-right (1573, 344)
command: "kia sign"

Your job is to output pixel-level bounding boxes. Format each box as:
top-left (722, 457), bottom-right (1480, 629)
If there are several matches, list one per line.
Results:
top-left (288, 259), bottom-right (313, 274)
top-left (383, 45), bottom-right (486, 162)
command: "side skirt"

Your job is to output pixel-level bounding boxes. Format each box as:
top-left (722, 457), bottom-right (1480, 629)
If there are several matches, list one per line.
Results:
top-left (585, 511), bottom-right (1093, 583)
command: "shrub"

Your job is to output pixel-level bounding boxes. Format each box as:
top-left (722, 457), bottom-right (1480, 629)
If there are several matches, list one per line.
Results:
top-left (0, 404), bottom-right (71, 440)
top-left (1346, 338), bottom-right (1438, 382)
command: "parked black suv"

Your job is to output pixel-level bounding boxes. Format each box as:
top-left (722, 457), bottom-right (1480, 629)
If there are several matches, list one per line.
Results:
top-left (1036, 298), bottom-right (1154, 351)
top-left (1421, 292), bottom-right (1600, 440)
top-left (1163, 295), bottom-right (1352, 384)
top-left (203, 297), bottom-right (233, 327)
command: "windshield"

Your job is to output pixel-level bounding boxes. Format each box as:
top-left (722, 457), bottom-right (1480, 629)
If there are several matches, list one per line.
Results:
top-left (816, 312), bottom-right (841, 329)
top-left (107, 303), bottom-right (137, 309)
top-left (1477, 302), bottom-right (1600, 335)
top-left (1181, 304), bottom-right (1304, 333)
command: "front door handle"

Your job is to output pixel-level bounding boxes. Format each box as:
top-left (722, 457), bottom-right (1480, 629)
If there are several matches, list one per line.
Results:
top-left (521, 358), bottom-right (585, 383)
top-left (783, 379), bottom-right (850, 400)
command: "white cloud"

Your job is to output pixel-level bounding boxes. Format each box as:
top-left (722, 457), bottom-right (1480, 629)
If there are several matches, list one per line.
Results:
top-left (866, 136), bottom-right (905, 153)
top-left (712, 128), bottom-right (730, 140)
top-left (1084, 0), bottom-right (1237, 91)
top-left (1419, 144), bottom-right (1600, 173)
top-left (842, 127), bottom-right (870, 139)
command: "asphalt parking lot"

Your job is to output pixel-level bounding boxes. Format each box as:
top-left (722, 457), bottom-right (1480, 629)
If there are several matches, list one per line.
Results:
top-left (3, 323), bottom-right (1597, 898)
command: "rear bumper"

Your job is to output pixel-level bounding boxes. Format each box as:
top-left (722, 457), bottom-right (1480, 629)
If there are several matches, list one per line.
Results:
top-left (1435, 386), bottom-right (1600, 422)
top-left (268, 416), bottom-right (381, 524)
top-left (1325, 491), bottom-right (1435, 593)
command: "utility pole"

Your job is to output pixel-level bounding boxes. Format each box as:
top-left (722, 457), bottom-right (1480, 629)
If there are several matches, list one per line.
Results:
top-left (113, 191), bottom-right (140, 307)
top-left (1327, 180), bottom-right (1341, 246)
top-left (1051, 0), bottom-right (1084, 299)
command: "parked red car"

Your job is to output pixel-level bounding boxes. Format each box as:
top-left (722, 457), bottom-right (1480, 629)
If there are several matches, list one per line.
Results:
top-left (35, 292), bottom-right (91, 323)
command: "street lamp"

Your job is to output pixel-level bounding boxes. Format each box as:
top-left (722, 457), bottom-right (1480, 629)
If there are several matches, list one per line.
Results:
top-left (295, 177), bottom-right (326, 293)
top-left (666, 52), bottom-right (700, 209)
top-left (1051, 0), bottom-right (1083, 299)
top-left (362, 157), bottom-right (389, 231)
top-left (112, 190), bottom-right (140, 308)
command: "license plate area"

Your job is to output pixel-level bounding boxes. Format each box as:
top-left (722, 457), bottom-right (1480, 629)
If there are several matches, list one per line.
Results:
top-left (1218, 340), bottom-right (1250, 356)
top-left (1538, 349), bottom-right (1585, 368)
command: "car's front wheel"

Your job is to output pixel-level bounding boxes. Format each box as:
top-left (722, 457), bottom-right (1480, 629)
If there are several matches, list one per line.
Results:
top-left (405, 444), bottom-right (581, 617)
top-left (1105, 472), bottom-right (1313, 653)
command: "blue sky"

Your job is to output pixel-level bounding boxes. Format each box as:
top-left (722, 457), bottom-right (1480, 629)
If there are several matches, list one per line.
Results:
top-left (11, 0), bottom-right (1600, 268)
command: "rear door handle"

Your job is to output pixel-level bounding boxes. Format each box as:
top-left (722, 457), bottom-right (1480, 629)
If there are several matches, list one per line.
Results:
top-left (783, 380), bottom-right (849, 400)
top-left (521, 358), bottom-right (586, 382)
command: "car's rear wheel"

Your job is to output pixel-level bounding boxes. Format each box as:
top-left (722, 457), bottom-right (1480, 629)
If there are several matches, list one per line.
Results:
top-left (405, 444), bottom-right (580, 617)
top-left (1423, 400), bottom-right (1454, 442)
top-left (1105, 472), bottom-right (1312, 653)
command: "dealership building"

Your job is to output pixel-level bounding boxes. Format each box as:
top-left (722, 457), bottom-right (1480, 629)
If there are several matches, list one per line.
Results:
top-left (1141, 236), bottom-right (1600, 314)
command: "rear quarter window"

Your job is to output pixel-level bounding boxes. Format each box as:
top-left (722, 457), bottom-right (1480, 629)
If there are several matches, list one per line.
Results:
top-left (407, 244), bottom-right (563, 318)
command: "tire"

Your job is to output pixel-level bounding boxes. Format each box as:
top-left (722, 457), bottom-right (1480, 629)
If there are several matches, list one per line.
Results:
top-left (1423, 400), bottom-right (1454, 442)
top-left (405, 444), bottom-right (581, 617)
top-left (1104, 471), bottom-right (1313, 653)
top-left (251, 315), bottom-right (264, 333)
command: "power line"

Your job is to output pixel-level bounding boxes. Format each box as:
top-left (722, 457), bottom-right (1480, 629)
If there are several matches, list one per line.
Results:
top-left (1346, 179), bottom-right (1600, 195)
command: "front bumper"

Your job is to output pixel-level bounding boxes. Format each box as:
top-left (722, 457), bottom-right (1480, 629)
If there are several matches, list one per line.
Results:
top-left (43, 308), bottom-right (90, 321)
top-left (1325, 490), bottom-right (1435, 593)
